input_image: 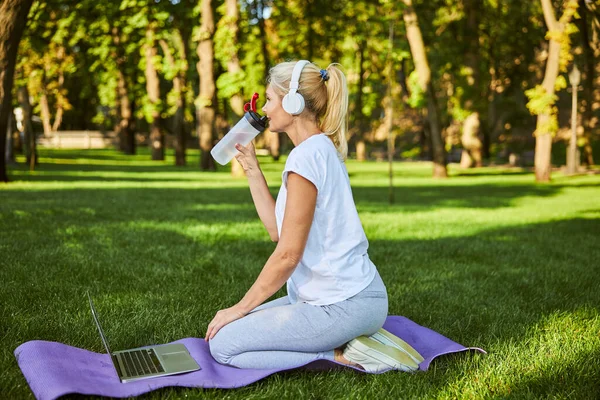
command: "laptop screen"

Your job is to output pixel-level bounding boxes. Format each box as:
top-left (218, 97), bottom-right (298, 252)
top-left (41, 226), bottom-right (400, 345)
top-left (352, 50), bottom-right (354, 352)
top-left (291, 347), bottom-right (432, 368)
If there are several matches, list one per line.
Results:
top-left (88, 293), bottom-right (113, 356)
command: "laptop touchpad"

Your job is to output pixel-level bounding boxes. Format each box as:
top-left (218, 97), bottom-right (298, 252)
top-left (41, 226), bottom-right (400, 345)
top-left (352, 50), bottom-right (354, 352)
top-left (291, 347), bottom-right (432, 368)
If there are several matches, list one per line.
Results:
top-left (162, 352), bottom-right (198, 369)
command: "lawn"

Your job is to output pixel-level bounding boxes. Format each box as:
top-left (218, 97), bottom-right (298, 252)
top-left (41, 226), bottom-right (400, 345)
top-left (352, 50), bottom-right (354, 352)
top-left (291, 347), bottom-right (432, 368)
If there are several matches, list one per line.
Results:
top-left (1, 148), bottom-right (599, 399)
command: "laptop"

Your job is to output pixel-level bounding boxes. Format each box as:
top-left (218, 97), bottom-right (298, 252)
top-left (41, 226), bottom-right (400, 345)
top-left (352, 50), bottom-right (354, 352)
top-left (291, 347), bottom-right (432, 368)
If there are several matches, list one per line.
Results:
top-left (88, 293), bottom-right (200, 383)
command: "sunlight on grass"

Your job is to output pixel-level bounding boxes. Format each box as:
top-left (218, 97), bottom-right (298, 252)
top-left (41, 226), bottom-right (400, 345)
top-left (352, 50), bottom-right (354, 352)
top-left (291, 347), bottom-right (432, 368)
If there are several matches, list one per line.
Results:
top-left (440, 308), bottom-right (600, 399)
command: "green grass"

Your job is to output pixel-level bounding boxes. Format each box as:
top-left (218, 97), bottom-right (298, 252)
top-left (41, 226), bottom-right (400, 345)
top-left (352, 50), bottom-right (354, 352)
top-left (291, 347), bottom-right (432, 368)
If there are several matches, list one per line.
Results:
top-left (1, 148), bottom-right (599, 399)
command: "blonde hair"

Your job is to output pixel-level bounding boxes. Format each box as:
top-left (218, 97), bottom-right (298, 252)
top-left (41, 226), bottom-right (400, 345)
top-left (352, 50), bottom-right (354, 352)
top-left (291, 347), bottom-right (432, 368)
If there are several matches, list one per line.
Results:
top-left (268, 61), bottom-right (349, 160)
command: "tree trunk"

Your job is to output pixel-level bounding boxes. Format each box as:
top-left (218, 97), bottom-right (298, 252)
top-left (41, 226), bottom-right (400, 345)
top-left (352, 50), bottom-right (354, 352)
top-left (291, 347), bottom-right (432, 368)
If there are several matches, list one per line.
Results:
top-left (175, 28), bottom-right (189, 167)
top-left (51, 101), bottom-right (64, 132)
top-left (18, 86), bottom-right (36, 167)
top-left (402, 0), bottom-right (447, 178)
top-left (197, 0), bottom-right (216, 171)
top-left (419, 124), bottom-right (429, 160)
top-left (355, 42), bottom-right (367, 162)
top-left (578, 0), bottom-right (596, 166)
top-left (145, 26), bottom-right (164, 161)
top-left (112, 26), bottom-right (135, 155)
top-left (535, 128), bottom-right (553, 181)
top-left (460, 0), bottom-right (487, 165)
top-left (117, 69), bottom-right (135, 154)
top-left (224, 0), bottom-right (245, 177)
top-left (51, 46), bottom-right (65, 132)
top-left (460, 112), bottom-right (483, 168)
top-left (0, 0), bottom-right (34, 182)
top-left (40, 90), bottom-right (52, 136)
top-left (534, 40), bottom-right (561, 182)
top-left (128, 99), bottom-right (137, 154)
top-left (225, 0), bottom-right (244, 117)
top-left (398, 58), bottom-right (410, 103)
top-left (534, 0), bottom-right (575, 182)
top-left (426, 84), bottom-right (448, 177)
top-left (356, 141), bottom-right (366, 161)
top-left (159, 36), bottom-right (187, 166)
top-left (5, 111), bottom-right (14, 165)
top-left (305, 1), bottom-right (314, 61)
top-left (256, 0), bottom-right (280, 161)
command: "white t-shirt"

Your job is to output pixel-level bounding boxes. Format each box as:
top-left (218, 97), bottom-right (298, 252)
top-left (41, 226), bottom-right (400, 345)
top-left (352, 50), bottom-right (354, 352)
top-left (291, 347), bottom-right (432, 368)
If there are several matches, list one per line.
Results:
top-left (275, 133), bottom-right (377, 305)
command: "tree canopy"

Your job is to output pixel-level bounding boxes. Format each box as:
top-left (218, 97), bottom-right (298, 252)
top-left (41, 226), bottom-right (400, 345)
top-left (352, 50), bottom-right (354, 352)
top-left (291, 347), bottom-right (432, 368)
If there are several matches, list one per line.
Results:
top-left (2, 0), bottom-right (598, 180)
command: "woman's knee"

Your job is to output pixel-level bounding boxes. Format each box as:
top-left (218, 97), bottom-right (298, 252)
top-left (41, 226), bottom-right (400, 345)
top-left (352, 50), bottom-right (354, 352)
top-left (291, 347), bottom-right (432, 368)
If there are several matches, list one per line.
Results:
top-left (208, 331), bottom-right (233, 365)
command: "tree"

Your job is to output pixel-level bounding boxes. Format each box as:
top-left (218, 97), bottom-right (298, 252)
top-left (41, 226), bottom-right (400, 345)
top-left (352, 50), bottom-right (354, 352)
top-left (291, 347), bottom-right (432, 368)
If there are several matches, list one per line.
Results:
top-left (0, 0), bottom-right (34, 183)
top-left (145, 23), bottom-right (164, 160)
top-left (17, 85), bottom-right (36, 169)
top-left (160, 0), bottom-right (196, 166)
top-left (197, 0), bottom-right (217, 171)
top-left (402, 0), bottom-right (448, 178)
top-left (159, 31), bottom-right (189, 166)
top-left (577, 0), bottom-right (597, 166)
top-left (215, 0), bottom-right (245, 176)
top-left (111, 23), bottom-right (137, 155)
top-left (526, 0), bottom-right (578, 182)
top-left (458, 0), bottom-right (484, 168)
top-left (253, 0), bottom-right (280, 160)
top-left (17, 2), bottom-right (80, 137)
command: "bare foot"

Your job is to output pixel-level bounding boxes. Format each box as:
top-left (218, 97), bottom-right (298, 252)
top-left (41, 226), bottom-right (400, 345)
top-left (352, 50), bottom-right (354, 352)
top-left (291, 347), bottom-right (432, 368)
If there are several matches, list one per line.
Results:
top-left (334, 347), bottom-right (364, 370)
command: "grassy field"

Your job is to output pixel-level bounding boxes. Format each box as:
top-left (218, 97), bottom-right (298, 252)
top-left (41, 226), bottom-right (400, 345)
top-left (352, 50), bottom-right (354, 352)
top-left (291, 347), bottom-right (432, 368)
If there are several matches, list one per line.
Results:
top-left (1, 148), bottom-right (599, 399)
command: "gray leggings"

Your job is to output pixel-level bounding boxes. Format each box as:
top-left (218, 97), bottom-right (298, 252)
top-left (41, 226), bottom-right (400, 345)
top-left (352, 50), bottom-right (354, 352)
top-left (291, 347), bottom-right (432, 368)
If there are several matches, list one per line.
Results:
top-left (209, 271), bottom-right (388, 369)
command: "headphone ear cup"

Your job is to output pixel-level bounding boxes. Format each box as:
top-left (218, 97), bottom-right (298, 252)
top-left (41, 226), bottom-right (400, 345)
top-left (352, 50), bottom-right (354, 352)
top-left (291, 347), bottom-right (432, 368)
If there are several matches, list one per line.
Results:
top-left (282, 92), bottom-right (305, 115)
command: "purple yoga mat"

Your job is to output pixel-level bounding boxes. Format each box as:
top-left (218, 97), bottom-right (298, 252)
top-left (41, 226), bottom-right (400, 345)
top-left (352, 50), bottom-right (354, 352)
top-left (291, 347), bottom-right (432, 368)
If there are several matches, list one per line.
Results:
top-left (14, 316), bottom-right (485, 400)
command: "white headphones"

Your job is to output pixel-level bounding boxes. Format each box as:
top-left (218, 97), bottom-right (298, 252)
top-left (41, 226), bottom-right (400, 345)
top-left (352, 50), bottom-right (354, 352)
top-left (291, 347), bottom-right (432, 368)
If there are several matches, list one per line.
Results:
top-left (282, 60), bottom-right (310, 115)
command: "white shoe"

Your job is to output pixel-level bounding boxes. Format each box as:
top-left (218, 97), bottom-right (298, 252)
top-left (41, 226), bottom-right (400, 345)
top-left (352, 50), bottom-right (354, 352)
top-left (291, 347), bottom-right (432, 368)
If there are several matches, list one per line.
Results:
top-left (342, 336), bottom-right (419, 373)
top-left (369, 328), bottom-right (425, 365)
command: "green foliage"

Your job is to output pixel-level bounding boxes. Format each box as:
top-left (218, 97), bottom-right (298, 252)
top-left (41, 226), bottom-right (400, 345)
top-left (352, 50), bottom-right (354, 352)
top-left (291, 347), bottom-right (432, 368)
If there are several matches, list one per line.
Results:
top-left (525, 85), bottom-right (559, 135)
top-left (92, 70), bottom-right (118, 123)
top-left (407, 71), bottom-right (426, 109)
top-left (400, 147), bottom-right (421, 159)
top-left (216, 71), bottom-right (247, 99)
top-left (525, 85), bottom-right (557, 116)
top-left (448, 86), bottom-right (471, 123)
top-left (141, 100), bottom-right (164, 123)
top-left (194, 95), bottom-right (213, 109)
top-left (239, 25), bottom-right (267, 99)
top-left (10, 0), bottom-right (595, 162)
top-left (554, 74), bottom-right (567, 91)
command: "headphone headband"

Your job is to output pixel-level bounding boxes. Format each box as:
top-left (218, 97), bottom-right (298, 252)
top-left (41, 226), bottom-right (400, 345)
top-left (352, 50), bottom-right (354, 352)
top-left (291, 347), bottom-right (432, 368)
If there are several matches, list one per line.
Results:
top-left (289, 60), bottom-right (310, 94)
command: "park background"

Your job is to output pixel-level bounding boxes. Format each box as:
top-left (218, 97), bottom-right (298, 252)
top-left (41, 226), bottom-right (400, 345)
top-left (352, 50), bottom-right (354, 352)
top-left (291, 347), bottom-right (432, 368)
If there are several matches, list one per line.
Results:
top-left (1, 0), bottom-right (600, 399)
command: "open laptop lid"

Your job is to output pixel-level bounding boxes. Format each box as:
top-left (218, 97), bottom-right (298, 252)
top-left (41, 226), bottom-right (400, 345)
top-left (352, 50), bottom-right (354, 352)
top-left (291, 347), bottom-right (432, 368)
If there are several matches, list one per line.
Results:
top-left (87, 293), bottom-right (113, 356)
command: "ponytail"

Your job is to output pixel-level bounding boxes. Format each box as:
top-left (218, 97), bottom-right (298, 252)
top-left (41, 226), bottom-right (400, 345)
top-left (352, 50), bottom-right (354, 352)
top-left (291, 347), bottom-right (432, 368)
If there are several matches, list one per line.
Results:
top-left (321, 63), bottom-right (348, 160)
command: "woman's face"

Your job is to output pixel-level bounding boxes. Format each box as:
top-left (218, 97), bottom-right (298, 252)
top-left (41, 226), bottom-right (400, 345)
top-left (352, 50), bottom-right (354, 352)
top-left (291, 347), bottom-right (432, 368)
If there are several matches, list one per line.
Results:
top-left (262, 85), bottom-right (293, 133)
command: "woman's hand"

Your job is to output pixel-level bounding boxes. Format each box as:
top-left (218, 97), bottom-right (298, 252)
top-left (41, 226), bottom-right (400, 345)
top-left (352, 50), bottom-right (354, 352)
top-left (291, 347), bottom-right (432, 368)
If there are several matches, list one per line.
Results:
top-left (205, 306), bottom-right (247, 341)
top-left (234, 142), bottom-right (261, 177)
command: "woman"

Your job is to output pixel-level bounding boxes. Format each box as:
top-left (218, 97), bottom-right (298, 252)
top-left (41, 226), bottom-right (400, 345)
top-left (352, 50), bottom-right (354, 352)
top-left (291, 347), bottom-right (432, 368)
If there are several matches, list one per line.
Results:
top-left (206, 60), bottom-right (416, 372)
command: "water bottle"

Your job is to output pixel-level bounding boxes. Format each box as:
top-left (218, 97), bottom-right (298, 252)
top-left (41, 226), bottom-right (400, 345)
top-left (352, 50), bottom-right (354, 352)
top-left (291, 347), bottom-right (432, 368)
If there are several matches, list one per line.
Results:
top-left (210, 110), bottom-right (268, 165)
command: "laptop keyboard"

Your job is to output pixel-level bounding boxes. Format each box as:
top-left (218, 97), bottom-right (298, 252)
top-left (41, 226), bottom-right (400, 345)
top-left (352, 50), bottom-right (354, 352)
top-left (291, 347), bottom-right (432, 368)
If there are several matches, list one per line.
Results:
top-left (119, 349), bottom-right (165, 377)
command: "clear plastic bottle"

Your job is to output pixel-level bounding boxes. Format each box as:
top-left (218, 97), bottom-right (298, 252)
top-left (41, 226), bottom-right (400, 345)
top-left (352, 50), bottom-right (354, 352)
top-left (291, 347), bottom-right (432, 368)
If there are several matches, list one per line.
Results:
top-left (210, 111), bottom-right (268, 165)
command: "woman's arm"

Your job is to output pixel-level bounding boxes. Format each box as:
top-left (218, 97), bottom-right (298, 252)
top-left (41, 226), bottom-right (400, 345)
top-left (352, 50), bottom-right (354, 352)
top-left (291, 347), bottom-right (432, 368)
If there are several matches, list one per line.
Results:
top-left (235, 143), bottom-right (279, 241)
top-left (246, 173), bottom-right (278, 241)
top-left (205, 172), bottom-right (316, 340)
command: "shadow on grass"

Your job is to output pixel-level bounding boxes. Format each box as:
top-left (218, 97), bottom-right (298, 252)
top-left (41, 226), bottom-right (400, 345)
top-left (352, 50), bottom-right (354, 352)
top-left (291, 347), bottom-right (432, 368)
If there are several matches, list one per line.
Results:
top-left (2, 182), bottom-right (573, 215)
top-left (6, 158), bottom-right (284, 182)
top-left (8, 161), bottom-right (213, 179)
top-left (353, 184), bottom-right (561, 209)
top-left (453, 168), bottom-right (533, 177)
